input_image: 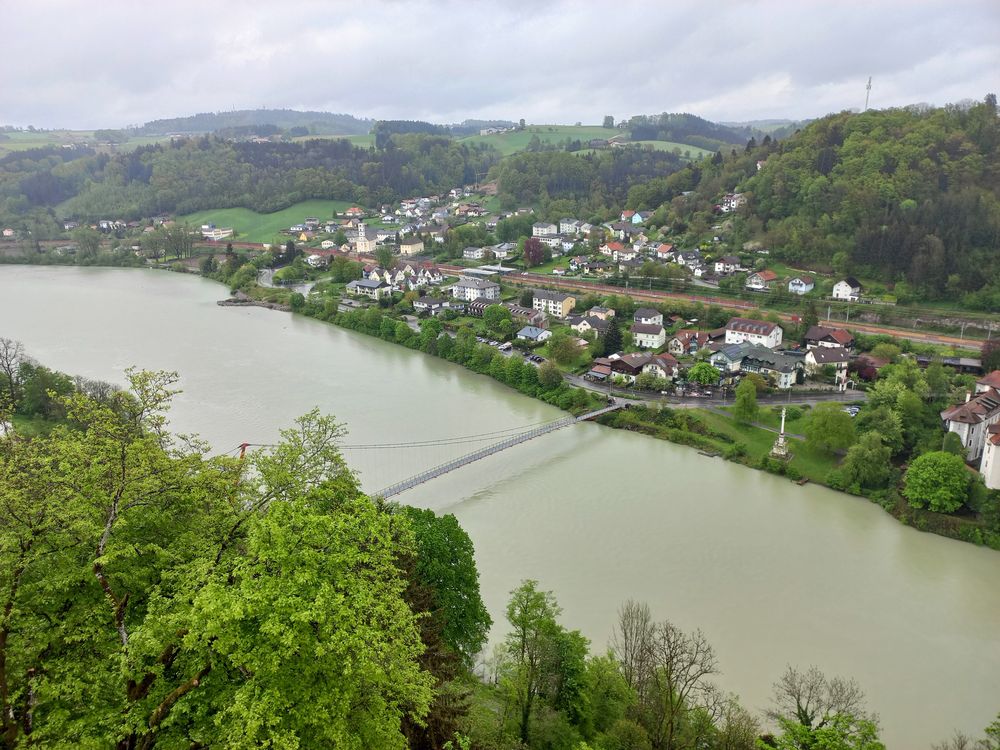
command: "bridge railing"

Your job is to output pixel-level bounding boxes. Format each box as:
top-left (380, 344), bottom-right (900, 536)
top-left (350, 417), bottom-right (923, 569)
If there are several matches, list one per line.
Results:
top-left (374, 404), bottom-right (625, 499)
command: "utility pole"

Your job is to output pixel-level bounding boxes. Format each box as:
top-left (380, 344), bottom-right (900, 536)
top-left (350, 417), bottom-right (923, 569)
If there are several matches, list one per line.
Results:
top-left (864, 77), bottom-right (872, 112)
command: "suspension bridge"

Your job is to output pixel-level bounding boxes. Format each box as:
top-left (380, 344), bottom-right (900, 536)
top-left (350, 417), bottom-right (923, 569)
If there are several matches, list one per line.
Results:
top-left (228, 403), bottom-right (626, 499)
top-left (367, 402), bottom-right (624, 499)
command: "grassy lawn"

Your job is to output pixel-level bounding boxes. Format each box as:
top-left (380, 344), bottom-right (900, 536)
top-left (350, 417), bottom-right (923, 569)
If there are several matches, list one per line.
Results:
top-left (692, 408), bottom-right (840, 482)
top-left (632, 140), bottom-right (713, 159)
top-left (10, 414), bottom-right (57, 437)
top-left (179, 200), bottom-right (356, 243)
top-left (459, 125), bottom-right (621, 156)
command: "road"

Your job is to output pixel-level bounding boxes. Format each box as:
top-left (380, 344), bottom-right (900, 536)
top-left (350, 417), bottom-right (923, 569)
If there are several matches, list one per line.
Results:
top-left (563, 371), bottom-right (867, 408)
top-left (257, 268), bottom-right (317, 295)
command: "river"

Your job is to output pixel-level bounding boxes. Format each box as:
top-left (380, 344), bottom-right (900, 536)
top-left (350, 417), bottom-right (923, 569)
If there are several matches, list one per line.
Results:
top-left (1, 266), bottom-right (997, 746)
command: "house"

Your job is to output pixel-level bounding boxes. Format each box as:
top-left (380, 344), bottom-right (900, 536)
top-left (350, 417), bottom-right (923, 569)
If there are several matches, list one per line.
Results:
top-left (667, 330), bottom-right (711, 356)
top-left (633, 211), bottom-right (653, 225)
top-left (724, 318), bottom-right (783, 348)
top-left (451, 277), bottom-right (501, 301)
top-left (941, 372), bottom-right (1000, 462)
top-left (632, 323), bottom-right (666, 350)
top-left (600, 241), bottom-right (624, 258)
top-left (345, 278), bottom-right (391, 300)
top-left (200, 224), bottom-right (233, 241)
top-left (532, 222), bottom-right (558, 237)
top-left (634, 308), bottom-right (664, 326)
top-left (320, 240), bottom-right (338, 250)
top-left (588, 306), bottom-right (615, 320)
top-left (614, 246), bottom-right (639, 262)
top-left (709, 343), bottom-right (753, 373)
top-left (568, 256), bottom-right (589, 272)
top-left (676, 250), bottom-right (702, 268)
top-left (620, 209), bottom-right (636, 222)
top-left (655, 243), bottom-right (675, 261)
top-left (804, 346), bottom-right (850, 385)
top-left (608, 222), bottom-right (633, 241)
top-left (489, 242), bottom-right (516, 260)
top-left (399, 237), bottom-right (424, 256)
top-left (642, 352), bottom-right (679, 380)
top-left (559, 218), bottom-right (581, 235)
top-left (832, 277), bottom-right (863, 301)
top-left (804, 326), bottom-right (855, 351)
top-left (788, 275), bottom-right (815, 295)
top-left (517, 326), bottom-right (552, 343)
top-left (745, 270), bottom-right (779, 291)
top-left (413, 296), bottom-right (447, 314)
top-left (2, 228), bottom-right (15, 238)
top-left (714, 256), bottom-right (741, 275)
top-left (417, 265), bottom-right (443, 285)
top-left (568, 315), bottom-right (610, 336)
top-left (532, 290), bottom-right (576, 318)
top-left (504, 303), bottom-right (547, 328)
top-left (462, 246), bottom-right (486, 260)
top-left (344, 206), bottom-right (365, 218)
top-left (739, 347), bottom-right (802, 389)
top-left (720, 193), bottom-right (746, 213)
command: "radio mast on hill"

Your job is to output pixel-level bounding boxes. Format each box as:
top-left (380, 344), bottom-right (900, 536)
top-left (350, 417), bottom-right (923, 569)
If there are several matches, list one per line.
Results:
top-left (864, 77), bottom-right (872, 111)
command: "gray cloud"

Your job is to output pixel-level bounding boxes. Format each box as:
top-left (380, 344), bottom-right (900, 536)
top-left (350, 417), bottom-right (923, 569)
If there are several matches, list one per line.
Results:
top-left (1, 0), bottom-right (998, 129)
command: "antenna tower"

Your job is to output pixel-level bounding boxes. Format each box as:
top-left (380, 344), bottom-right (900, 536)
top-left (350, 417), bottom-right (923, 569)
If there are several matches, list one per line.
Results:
top-left (864, 77), bottom-right (872, 112)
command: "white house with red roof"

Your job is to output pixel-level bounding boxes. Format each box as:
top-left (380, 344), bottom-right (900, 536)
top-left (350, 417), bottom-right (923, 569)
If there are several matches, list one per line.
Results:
top-left (745, 270), bottom-right (779, 291)
top-left (941, 371), bottom-right (1000, 463)
top-left (724, 317), bottom-right (783, 348)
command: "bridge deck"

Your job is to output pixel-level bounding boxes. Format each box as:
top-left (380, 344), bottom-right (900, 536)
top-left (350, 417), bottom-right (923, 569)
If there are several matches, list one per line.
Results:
top-left (374, 403), bottom-right (624, 499)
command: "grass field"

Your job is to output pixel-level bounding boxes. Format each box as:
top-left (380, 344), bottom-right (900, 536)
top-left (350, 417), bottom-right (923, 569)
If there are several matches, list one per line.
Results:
top-left (693, 407), bottom-right (840, 482)
top-left (632, 140), bottom-right (713, 159)
top-left (179, 200), bottom-right (356, 243)
top-left (459, 125), bottom-right (622, 156)
top-left (291, 134), bottom-right (375, 149)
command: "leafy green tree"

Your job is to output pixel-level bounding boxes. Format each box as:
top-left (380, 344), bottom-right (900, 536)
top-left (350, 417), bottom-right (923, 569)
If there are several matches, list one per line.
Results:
top-left (72, 226), bottom-right (102, 257)
top-left (904, 451), bottom-right (971, 512)
top-left (982, 340), bottom-right (1000, 373)
top-left (766, 713), bottom-right (885, 750)
top-left (604, 317), bottom-right (624, 355)
top-left (855, 406), bottom-right (905, 456)
top-left (942, 431), bottom-right (966, 456)
top-left (805, 402), bottom-right (856, 453)
top-left (0, 371), bottom-right (433, 748)
top-left (732, 378), bottom-right (759, 423)
top-left (289, 291), bottom-right (305, 311)
top-left (687, 362), bottom-right (721, 386)
top-left (839, 432), bottom-right (893, 489)
top-left (376, 244), bottom-right (396, 269)
top-left (538, 362), bottom-right (564, 390)
top-left (483, 305), bottom-right (513, 339)
top-left (519, 288), bottom-right (534, 307)
top-left (549, 331), bottom-right (582, 365)
top-left (398, 507), bottom-right (491, 746)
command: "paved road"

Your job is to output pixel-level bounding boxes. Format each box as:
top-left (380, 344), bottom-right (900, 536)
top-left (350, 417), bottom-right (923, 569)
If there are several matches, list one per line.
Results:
top-left (564, 372), bottom-right (866, 409)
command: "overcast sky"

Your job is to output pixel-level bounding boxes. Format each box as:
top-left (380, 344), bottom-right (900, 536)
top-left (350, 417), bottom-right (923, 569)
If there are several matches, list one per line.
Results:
top-left (3, 0), bottom-right (999, 129)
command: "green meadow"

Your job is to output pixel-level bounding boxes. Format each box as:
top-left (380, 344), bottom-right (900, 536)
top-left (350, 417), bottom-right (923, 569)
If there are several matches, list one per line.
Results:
top-left (178, 200), bottom-right (356, 243)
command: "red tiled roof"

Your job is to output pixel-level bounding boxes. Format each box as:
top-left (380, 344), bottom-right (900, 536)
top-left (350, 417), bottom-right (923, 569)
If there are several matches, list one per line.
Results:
top-left (754, 270), bottom-right (779, 281)
top-left (941, 388), bottom-right (1000, 425)
top-left (978, 371), bottom-right (1000, 390)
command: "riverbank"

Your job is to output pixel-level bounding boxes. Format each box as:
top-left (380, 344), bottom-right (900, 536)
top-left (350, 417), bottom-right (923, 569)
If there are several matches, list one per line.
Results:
top-left (218, 283), bottom-right (999, 552)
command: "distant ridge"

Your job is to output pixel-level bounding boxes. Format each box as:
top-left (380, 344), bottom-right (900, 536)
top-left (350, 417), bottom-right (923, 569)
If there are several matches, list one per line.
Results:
top-left (136, 108), bottom-right (372, 136)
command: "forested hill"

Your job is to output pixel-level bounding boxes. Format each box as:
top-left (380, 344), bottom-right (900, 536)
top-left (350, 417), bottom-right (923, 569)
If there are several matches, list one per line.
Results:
top-left (623, 112), bottom-right (752, 150)
top-left (136, 109), bottom-right (371, 136)
top-left (655, 97), bottom-right (1000, 309)
top-left (0, 135), bottom-right (499, 223)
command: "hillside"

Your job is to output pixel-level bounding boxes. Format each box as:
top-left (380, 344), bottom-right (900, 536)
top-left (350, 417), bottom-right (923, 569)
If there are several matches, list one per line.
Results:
top-left (136, 108), bottom-right (372, 136)
top-left (652, 97), bottom-right (1000, 309)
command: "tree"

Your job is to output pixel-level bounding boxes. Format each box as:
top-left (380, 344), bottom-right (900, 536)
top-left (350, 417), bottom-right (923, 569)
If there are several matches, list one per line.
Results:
top-left (904, 451), bottom-right (971, 512)
top-left (538, 362), bottom-right (564, 390)
top-left (501, 580), bottom-right (572, 745)
top-left (982, 340), bottom-right (1000, 373)
top-left (942, 431), bottom-right (966, 456)
top-left (604, 317), bottom-right (624, 356)
top-left (483, 305), bottom-right (513, 339)
top-left (855, 406), bottom-right (905, 456)
top-left (523, 237), bottom-right (545, 268)
top-left (72, 226), bottom-right (102, 258)
top-left (548, 331), bottom-right (581, 365)
top-left (687, 362), bottom-right (721, 386)
top-left (376, 244), bottom-right (396, 270)
top-left (289, 291), bottom-right (306, 311)
top-left (732, 378), bottom-right (759, 423)
top-left (519, 288), bottom-right (534, 307)
top-left (0, 337), bottom-right (24, 409)
top-left (401, 508), bottom-right (492, 664)
top-left (766, 666), bottom-right (877, 734)
top-left (0, 372), bottom-right (433, 748)
top-left (603, 116), bottom-right (615, 129)
top-left (839, 432), bottom-right (893, 489)
top-left (805, 402), bottom-right (856, 453)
